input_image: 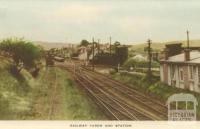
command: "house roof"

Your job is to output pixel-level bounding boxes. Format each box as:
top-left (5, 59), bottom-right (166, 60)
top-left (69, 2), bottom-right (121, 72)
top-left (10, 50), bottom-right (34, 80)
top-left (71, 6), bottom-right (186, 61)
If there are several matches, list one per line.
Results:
top-left (160, 51), bottom-right (200, 64)
top-left (131, 54), bottom-right (147, 61)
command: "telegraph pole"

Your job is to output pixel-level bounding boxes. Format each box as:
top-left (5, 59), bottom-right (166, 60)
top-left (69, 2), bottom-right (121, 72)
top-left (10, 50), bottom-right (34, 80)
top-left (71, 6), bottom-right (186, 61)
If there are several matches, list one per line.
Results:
top-left (147, 39), bottom-right (152, 81)
top-left (109, 36), bottom-right (112, 55)
top-left (98, 39), bottom-right (100, 54)
top-left (92, 37), bottom-right (95, 71)
top-left (187, 30), bottom-right (190, 49)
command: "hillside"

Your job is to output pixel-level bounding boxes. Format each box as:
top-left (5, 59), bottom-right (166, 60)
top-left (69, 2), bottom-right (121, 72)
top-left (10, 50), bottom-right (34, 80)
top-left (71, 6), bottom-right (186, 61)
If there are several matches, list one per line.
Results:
top-left (0, 56), bottom-right (34, 119)
top-left (130, 39), bottom-right (200, 54)
top-left (34, 41), bottom-right (77, 50)
top-left (0, 56), bottom-right (105, 120)
top-left (33, 39), bottom-right (200, 54)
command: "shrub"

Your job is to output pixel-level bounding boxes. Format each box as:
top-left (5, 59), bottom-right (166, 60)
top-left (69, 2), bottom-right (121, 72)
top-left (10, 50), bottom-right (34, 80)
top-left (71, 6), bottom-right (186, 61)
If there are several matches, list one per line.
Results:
top-left (109, 69), bottom-right (117, 75)
top-left (123, 58), bottom-right (159, 70)
top-left (0, 38), bottom-right (42, 74)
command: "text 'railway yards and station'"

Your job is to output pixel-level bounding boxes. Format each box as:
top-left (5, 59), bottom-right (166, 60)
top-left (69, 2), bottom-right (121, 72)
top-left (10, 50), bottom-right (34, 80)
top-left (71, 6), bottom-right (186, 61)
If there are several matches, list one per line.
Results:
top-left (56, 61), bottom-right (167, 120)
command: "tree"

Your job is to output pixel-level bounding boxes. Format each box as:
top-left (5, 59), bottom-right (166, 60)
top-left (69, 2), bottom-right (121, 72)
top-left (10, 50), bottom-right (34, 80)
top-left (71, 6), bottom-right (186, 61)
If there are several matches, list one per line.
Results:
top-left (114, 41), bottom-right (120, 46)
top-left (0, 38), bottom-right (42, 73)
top-left (113, 41), bottom-right (121, 52)
top-left (80, 39), bottom-right (90, 47)
top-left (144, 46), bottom-right (153, 52)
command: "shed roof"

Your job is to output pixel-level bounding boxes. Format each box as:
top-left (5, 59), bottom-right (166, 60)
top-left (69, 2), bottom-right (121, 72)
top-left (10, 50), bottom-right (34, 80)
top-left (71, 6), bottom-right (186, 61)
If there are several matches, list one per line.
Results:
top-left (161, 51), bottom-right (200, 64)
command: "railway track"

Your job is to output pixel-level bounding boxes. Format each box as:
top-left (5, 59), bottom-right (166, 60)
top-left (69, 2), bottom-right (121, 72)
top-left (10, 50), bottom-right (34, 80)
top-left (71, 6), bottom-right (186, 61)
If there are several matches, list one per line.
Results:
top-left (47, 67), bottom-right (58, 120)
top-left (57, 62), bottom-right (167, 120)
top-left (76, 77), bottom-right (133, 120)
top-left (32, 66), bottom-right (58, 119)
top-left (76, 71), bottom-right (152, 120)
top-left (81, 68), bottom-right (167, 119)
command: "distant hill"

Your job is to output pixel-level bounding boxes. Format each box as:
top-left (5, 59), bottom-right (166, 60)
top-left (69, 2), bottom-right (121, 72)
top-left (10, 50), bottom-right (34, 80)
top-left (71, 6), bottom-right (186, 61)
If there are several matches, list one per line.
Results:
top-left (33, 41), bottom-right (77, 50)
top-left (33, 40), bottom-right (200, 52)
top-left (130, 39), bottom-right (200, 54)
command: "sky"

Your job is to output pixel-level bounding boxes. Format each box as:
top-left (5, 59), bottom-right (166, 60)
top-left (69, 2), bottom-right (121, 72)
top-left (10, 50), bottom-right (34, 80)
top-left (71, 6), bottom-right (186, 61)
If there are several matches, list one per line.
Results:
top-left (0, 0), bottom-right (200, 44)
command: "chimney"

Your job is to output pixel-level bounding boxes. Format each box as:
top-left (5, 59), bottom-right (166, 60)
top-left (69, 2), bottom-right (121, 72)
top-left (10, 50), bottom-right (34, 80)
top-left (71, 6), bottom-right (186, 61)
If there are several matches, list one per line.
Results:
top-left (164, 49), bottom-right (169, 60)
top-left (184, 49), bottom-right (190, 61)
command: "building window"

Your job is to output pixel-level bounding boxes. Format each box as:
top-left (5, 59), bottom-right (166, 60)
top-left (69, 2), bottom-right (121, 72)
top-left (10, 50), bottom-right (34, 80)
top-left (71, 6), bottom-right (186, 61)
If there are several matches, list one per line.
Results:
top-left (170, 65), bottom-right (176, 86)
top-left (198, 66), bottom-right (200, 84)
top-left (179, 67), bottom-right (184, 81)
top-left (189, 66), bottom-right (195, 80)
top-left (170, 65), bottom-right (175, 80)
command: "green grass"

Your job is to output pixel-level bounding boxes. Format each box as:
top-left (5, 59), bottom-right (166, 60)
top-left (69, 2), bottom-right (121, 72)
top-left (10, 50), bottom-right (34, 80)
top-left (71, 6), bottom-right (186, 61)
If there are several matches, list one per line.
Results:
top-left (0, 57), bottom-right (33, 119)
top-left (0, 56), bottom-right (106, 120)
top-left (27, 67), bottom-right (106, 120)
top-left (61, 71), bottom-right (106, 120)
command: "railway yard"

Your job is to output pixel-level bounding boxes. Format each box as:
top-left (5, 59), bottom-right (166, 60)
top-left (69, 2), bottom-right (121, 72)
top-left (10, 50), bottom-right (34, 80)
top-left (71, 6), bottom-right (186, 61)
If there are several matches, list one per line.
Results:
top-left (56, 60), bottom-right (168, 120)
top-left (1, 42), bottom-right (199, 120)
top-left (1, 54), bottom-right (199, 120)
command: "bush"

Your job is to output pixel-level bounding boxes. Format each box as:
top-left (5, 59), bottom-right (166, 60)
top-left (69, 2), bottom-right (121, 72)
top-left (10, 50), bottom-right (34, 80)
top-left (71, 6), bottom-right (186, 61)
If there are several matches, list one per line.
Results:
top-left (109, 69), bottom-right (117, 75)
top-left (123, 58), bottom-right (159, 70)
top-left (0, 38), bottom-right (42, 74)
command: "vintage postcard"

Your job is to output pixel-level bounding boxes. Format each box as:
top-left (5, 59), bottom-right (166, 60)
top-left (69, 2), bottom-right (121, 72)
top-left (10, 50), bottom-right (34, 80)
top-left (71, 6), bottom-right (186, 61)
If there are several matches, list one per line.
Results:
top-left (0, 0), bottom-right (200, 129)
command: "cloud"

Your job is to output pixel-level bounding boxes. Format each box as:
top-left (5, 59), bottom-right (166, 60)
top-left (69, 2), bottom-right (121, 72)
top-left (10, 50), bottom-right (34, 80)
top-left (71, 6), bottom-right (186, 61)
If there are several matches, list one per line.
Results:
top-left (34, 4), bottom-right (110, 24)
top-left (1, 0), bottom-right (200, 43)
top-left (117, 16), bottom-right (155, 33)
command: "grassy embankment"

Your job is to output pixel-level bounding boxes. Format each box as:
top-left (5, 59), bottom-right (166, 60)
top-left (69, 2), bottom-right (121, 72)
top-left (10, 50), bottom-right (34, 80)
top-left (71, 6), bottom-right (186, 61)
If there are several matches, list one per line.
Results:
top-left (109, 71), bottom-right (200, 118)
top-left (0, 56), bottom-right (105, 120)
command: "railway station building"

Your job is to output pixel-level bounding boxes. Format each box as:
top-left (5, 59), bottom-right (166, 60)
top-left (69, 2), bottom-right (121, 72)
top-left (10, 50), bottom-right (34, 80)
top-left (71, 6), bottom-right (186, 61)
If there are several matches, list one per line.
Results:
top-left (160, 49), bottom-right (200, 93)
